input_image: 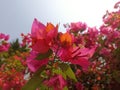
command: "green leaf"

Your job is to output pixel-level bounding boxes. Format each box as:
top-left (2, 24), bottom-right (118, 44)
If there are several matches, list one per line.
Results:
top-left (9, 39), bottom-right (20, 51)
top-left (113, 48), bottom-right (120, 59)
top-left (59, 63), bottom-right (77, 82)
top-left (59, 63), bottom-right (70, 71)
top-left (22, 66), bottom-right (45, 90)
top-left (65, 65), bottom-right (77, 82)
top-left (53, 69), bottom-right (66, 79)
top-left (39, 84), bottom-right (49, 90)
top-left (63, 86), bottom-right (68, 90)
top-left (36, 49), bottom-right (53, 60)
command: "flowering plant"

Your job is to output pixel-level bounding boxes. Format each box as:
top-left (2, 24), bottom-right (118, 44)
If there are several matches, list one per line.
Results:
top-left (0, 1), bottom-right (120, 90)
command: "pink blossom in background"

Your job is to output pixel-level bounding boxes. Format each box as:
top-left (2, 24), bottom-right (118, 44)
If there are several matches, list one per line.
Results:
top-left (0, 44), bottom-right (10, 52)
top-left (75, 82), bottom-right (84, 90)
top-left (100, 48), bottom-right (111, 56)
top-left (70, 22), bottom-right (87, 32)
top-left (0, 33), bottom-right (10, 52)
top-left (0, 33), bottom-right (9, 41)
top-left (88, 27), bottom-right (99, 39)
top-left (114, 1), bottom-right (120, 9)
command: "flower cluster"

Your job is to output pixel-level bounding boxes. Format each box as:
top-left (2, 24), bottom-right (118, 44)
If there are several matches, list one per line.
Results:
top-left (0, 35), bottom-right (29, 90)
top-left (0, 1), bottom-right (120, 90)
top-left (0, 33), bottom-right (10, 52)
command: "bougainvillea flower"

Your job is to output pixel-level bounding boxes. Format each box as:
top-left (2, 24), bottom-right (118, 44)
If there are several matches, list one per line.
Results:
top-left (26, 51), bottom-right (48, 72)
top-left (44, 75), bottom-right (66, 90)
top-left (2, 82), bottom-right (11, 90)
top-left (100, 48), bottom-right (111, 56)
top-left (70, 22), bottom-right (87, 32)
top-left (100, 25), bottom-right (111, 35)
top-left (107, 31), bottom-right (120, 44)
top-left (102, 10), bottom-right (120, 29)
top-left (114, 1), bottom-right (120, 9)
top-left (0, 43), bottom-right (10, 52)
top-left (31, 19), bottom-right (46, 39)
top-left (0, 68), bottom-right (26, 90)
top-left (46, 22), bottom-right (58, 40)
top-left (0, 33), bottom-right (10, 52)
top-left (32, 39), bottom-right (50, 54)
top-left (58, 46), bottom-right (96, 70)
top-left (0, 33), bottom-right (9, 41)
top-left (75, 82), bottom-right (84, 90)
top-left (88, 27), bottom-right (99, 40)
top-left (20, 33), bottom-right (31, 47)
top-left (0, 45), bottom-right (7, 52)
top-left (71, 47), bottom-right (96, 70)
top-left (31, 18), bottom-right (58, 53)
top-left (59, 32), bottom-right (73, 47)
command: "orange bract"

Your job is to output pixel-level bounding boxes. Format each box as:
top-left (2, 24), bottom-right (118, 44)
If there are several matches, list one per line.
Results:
top-left (60, 32), bottom-right (72, 46)
top-left (46, 23), bottom-right (55, 32)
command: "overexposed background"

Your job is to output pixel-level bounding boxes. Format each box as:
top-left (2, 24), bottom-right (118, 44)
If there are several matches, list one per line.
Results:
top-left (0, 0), bottom-right (119, 41)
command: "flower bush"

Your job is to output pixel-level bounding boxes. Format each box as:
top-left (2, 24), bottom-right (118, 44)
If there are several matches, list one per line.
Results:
top-left (0, 1), bottom-right (120, 90)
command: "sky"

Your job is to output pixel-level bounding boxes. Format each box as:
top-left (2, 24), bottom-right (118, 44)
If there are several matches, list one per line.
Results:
top-left (0, 0), bottom-right (119, 41)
